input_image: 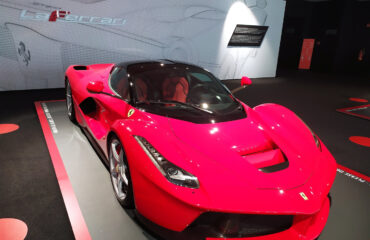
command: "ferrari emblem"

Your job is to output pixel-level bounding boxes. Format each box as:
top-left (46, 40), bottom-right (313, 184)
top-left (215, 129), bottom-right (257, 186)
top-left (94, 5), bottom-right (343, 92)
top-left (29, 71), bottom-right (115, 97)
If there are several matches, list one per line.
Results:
top-left (18, 41), bottom-right (31, 66)
top-left (300, 192), bottom-right (309, 201)
top-left (127, 109), bottom-right (135, 117)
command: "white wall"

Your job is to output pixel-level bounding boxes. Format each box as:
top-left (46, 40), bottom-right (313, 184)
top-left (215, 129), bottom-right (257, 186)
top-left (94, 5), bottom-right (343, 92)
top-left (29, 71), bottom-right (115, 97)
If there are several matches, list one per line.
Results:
top-left (0, 0), bottom-right (286, 90)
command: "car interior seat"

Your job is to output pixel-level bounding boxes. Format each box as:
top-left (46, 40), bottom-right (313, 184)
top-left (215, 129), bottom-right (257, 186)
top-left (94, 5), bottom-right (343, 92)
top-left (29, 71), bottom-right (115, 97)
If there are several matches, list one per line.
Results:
top-left (135, 78), bottom-right (147, 102)
top-left (162, 77), bottom-right (189, 103)
top-left (116, 80), bottom-right (129, 99)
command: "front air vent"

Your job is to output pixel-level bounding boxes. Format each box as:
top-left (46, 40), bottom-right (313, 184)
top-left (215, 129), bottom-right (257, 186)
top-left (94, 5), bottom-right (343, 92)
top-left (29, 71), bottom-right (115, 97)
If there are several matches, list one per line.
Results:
top-left (259, 161), bottom-right (289, 173)
top-left (242, 149), bottom-right (289, 173)
top-left (184, 212), bottom-right (294, 238)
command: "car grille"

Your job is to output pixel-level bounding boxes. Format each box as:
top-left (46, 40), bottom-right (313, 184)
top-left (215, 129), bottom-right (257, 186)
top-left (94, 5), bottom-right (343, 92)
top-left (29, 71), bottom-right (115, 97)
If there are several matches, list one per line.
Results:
top-left (183, 212), bottom-right (294, 238)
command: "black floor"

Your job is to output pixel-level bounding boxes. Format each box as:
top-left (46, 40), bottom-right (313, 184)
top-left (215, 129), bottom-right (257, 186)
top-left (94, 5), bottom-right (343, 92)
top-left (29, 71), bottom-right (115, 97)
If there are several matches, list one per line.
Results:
top-left (0, 70), bottom-right (369, 239)
top-left (0, 89), bottom-right (75, 239)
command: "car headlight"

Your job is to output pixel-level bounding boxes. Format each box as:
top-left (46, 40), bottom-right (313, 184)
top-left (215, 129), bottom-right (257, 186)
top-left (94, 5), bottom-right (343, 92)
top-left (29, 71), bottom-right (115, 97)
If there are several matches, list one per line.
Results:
top-left (134, 136), bottom-right (199, 189)
top-left (296, 115), bottom-right (322, 151)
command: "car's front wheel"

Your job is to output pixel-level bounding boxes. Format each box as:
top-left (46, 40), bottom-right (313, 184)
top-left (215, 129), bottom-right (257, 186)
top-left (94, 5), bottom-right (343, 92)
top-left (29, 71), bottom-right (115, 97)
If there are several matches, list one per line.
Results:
top-left (109, 136), bottom-right (134, 208)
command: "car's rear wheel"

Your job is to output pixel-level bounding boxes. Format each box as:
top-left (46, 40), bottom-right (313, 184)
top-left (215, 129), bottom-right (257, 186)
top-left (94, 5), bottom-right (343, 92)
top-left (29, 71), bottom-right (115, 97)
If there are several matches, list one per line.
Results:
top-left (65, 79), bottom-right (76, 123)
top-left (109, 136), bottom-right (134, 208)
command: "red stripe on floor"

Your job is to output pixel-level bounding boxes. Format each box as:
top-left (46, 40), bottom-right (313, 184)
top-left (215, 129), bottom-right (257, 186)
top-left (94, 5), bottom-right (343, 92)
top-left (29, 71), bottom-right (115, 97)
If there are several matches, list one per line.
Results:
top-left (337, 164), bottom-right (370, 182)
top-left (349, 98), bottom-right (368, 103)
top-left (35, 101), bottom-right (92, 240)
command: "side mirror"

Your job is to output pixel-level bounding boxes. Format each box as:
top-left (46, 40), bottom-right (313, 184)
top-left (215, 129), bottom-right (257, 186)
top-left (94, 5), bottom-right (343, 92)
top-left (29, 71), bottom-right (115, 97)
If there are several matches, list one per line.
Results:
top-left (231, 76), bottom-right (252, 94)
top-left (241, 76), bottom-right (252, 86)
top-left (87, 80), bottom-right (104, 93)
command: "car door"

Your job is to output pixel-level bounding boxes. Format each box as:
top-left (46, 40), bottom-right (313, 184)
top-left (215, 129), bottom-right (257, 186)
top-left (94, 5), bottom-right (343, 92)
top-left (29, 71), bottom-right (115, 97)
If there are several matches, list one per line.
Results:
top-left (85, 67), bottom-right (131, 153)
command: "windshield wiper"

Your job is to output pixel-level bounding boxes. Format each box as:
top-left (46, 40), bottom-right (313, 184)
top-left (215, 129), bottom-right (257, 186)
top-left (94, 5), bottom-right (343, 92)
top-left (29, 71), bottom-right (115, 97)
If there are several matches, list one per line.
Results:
top-left (136, 100), bottom-right (214, 115)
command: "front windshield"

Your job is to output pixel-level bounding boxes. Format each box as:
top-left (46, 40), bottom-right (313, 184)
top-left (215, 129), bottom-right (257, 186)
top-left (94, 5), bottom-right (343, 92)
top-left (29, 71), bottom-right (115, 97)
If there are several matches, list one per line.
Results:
top-left (127, 62), bottom-right (246, 123)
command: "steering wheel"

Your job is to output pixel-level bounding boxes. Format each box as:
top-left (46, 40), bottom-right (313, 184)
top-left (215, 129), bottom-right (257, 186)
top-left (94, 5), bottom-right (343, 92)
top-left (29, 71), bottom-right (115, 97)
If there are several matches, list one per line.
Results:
top-left (187, 83), bottom-right (222, 104)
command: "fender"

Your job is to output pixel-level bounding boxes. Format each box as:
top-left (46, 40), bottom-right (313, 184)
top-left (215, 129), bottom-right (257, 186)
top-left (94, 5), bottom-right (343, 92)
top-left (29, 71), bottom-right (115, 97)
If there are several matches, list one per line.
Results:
top-left (252, 103), bottom-right (318, 155)
top-left (252, 103), bottom-right (336, 200)
top-left (66, 63), bottom-right (115, 106)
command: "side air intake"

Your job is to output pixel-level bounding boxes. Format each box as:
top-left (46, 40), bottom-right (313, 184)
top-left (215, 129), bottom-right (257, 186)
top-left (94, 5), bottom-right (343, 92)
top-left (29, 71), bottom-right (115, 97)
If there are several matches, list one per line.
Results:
top-left (73, 65), bottom-right (88, 70)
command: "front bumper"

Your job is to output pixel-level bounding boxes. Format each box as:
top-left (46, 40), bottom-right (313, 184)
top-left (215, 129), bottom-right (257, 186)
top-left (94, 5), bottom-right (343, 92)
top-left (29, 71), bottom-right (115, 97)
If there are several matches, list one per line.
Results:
top-left (207, 196), bottom-right (331, 240)
top-left (126, 134), bottom-right (334, 240)
top-left (136, 195), bottom-right (331, 240)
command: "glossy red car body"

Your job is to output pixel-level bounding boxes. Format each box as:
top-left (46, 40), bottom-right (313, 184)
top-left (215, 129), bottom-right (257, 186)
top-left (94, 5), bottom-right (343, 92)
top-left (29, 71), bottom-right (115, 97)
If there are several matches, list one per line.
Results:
top-left (65, 61), bottom-right (337, 240)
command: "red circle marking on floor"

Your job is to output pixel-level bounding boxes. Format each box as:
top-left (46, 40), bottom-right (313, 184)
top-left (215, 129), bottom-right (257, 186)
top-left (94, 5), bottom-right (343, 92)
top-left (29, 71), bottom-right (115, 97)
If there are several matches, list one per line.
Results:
top-left (0, 124), bottom-right (19, 134)
top-left (349, 136), bottom-right (370, 147)
top-left (0, 218), bottom-right (28, 240)
top-left (349, 98), bottom-right (368, 103)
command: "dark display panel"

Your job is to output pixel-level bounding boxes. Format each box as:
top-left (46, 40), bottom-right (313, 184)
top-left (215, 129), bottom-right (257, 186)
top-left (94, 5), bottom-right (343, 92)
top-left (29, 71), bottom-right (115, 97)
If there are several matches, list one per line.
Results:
top-left (228, 25), bottom-right (268, 47)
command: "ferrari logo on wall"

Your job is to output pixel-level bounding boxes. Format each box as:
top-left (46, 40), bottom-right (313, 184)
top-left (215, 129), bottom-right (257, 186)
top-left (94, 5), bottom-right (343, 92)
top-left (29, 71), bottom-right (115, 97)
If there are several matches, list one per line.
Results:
top-left (20, 10), bottom-right (126, 26)
top-left (18, 41), bottom-right (31, 66)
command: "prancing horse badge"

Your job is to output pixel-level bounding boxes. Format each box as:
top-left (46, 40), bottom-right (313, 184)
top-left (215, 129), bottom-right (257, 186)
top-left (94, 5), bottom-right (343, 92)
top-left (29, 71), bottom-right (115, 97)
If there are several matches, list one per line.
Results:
top-left (127, 109), bottom-right (135, 118)
top-left (299, 192), bottom-right (309, 201)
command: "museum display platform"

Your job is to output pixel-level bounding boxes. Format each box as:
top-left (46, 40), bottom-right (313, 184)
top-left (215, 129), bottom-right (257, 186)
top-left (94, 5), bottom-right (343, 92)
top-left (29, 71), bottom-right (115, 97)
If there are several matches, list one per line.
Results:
top-left (35, 100), bottom-right (370, 240)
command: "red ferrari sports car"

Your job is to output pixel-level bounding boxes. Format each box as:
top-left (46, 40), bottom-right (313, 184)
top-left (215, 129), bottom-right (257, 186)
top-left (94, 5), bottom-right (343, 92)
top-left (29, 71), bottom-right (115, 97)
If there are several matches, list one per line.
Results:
top-left (65, 60), bottom-right (336, 240)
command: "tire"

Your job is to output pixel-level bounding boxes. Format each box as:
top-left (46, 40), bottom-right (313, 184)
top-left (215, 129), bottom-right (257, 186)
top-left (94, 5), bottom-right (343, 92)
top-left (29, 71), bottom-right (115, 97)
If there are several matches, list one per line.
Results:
top-left (65, 79), bottom-right (76, 123)
top-left (108, 136), bottom-right (134, 208)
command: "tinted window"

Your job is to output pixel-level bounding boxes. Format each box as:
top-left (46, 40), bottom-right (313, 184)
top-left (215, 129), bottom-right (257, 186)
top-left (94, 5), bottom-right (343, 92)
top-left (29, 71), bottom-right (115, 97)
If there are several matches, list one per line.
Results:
top-left (127, 62), bottom-right (246, 123)
top-left (110, 67), bottom-right (130, 100)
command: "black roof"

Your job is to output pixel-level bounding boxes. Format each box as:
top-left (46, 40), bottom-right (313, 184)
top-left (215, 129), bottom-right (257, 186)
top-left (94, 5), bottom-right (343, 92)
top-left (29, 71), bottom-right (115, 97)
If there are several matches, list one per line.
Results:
top-left (115, 59), bottom-right (204, 70)
top-left (116, 59), bottom-right (175, 68)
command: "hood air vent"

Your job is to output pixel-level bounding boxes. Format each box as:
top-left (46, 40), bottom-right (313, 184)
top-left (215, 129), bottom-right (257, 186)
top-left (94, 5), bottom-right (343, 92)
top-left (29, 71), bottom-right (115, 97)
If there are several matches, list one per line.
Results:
top-left (242, 149), bottom-right (289, 173)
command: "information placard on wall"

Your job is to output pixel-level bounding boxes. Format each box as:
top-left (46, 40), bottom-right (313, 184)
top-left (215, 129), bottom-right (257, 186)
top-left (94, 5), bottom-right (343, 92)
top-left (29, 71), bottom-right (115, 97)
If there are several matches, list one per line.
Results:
top-left (228, 25), bottom-right (269, 47)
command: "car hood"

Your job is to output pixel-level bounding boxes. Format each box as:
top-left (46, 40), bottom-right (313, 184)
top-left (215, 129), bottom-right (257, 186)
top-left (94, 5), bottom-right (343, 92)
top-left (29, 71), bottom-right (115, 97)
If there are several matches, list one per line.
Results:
top-left (134, 104), bottom-right (333, 214)
top-left (164, 107), bottom-right (318, 191)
